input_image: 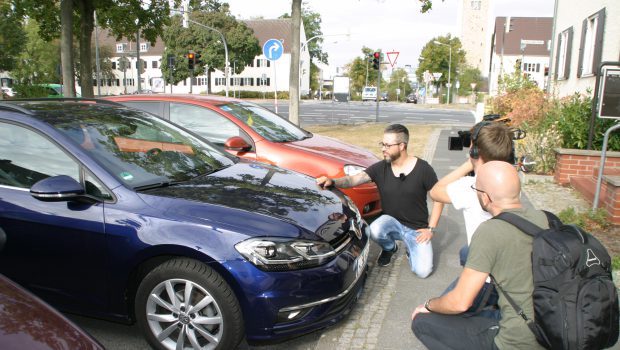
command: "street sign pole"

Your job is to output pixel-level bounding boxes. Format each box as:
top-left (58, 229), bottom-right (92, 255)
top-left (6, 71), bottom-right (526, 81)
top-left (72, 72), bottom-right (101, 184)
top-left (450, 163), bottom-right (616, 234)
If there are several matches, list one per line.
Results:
top-left (263, 39), bottom-right (283, 114)
top-left (375, 50), bottom-right (382, 122)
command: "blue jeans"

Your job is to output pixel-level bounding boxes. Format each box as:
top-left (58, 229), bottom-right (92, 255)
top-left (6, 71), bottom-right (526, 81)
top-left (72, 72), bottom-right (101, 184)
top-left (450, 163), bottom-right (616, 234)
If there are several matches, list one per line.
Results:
top-left (369, 214), bottom-right (433, 278)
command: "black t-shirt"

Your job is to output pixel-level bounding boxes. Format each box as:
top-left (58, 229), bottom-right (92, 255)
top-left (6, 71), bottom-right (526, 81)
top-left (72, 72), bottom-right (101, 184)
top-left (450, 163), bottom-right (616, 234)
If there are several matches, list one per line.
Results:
top-left (365, 158), bottom-right (438, 229)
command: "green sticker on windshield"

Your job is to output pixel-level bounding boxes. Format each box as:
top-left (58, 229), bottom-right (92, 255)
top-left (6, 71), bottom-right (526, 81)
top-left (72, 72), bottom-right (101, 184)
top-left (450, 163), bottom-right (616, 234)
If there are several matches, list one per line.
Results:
top-left (119, 172), bottom-right (134, 181)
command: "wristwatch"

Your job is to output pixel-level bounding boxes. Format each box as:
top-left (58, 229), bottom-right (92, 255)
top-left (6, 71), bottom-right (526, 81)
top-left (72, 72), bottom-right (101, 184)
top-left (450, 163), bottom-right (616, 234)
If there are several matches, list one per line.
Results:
top-left (427, 226), bottom-right (434, 233)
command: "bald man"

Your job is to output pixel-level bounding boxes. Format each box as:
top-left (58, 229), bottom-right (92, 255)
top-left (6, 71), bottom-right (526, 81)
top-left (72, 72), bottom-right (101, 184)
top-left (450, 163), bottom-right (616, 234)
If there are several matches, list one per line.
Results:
top-left (411, 161), bottom-right (548, 349)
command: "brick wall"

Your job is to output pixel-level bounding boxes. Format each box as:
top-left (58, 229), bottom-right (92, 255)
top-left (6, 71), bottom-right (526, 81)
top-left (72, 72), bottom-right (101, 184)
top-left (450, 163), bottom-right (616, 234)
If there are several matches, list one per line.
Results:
top-left (555, 148), bottom-right (620, 224)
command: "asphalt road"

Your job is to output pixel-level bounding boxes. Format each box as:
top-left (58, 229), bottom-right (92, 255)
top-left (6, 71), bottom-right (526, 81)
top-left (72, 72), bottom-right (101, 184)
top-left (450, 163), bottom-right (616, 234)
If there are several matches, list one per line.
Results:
top-left (254, 100), bottom-right (476, 127)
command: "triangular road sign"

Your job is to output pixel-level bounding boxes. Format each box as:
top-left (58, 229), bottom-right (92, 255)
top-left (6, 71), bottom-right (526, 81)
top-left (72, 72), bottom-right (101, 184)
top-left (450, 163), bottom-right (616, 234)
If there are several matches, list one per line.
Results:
top-left (386, 51), bottom-right (399, 68)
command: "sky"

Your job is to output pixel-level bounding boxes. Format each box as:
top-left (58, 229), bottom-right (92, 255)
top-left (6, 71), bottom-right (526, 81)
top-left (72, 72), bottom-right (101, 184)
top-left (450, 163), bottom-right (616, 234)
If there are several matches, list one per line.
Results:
top-left (223, 0), bottom-right (555, 74)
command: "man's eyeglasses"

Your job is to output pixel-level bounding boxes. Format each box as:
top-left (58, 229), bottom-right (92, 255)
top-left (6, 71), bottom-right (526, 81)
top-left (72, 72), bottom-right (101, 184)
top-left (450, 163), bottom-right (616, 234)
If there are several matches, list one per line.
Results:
top-left (378, 142), bottom-right (404, 149)
top-left (470, 184), bottom-right (486, 194)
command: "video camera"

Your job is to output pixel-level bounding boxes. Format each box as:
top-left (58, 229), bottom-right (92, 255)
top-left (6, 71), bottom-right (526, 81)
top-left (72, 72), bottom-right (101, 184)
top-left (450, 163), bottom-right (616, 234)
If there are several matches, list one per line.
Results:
top-left (448, 114), bottom-right (526, 151)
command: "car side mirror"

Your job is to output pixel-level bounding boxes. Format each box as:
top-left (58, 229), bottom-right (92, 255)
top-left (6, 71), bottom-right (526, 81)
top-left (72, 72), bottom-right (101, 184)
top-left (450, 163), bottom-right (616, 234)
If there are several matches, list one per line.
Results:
top-left (30, 175), bottom-right (87, 202)
top-left (224, 136), bottom-right (252, 152)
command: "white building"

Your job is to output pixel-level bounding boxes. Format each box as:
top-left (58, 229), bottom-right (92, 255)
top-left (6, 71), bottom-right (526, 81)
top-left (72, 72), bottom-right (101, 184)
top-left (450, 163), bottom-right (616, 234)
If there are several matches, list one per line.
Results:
top-left (487, 17), bottom-right (553, 96)
top-left (93, 18), bottom-right (308, 96)
top-left (549, 0), bottom-right (619, 98)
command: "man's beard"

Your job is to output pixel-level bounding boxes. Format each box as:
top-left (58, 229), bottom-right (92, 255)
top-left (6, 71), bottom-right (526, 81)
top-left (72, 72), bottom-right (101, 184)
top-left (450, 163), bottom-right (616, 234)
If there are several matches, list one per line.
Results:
top-left (383, 153), bottom-right (398, 163)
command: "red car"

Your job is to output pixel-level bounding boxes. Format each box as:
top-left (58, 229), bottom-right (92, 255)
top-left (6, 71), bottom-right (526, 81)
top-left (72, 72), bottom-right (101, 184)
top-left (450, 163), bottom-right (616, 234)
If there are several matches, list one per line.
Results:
top-left (0, 273), bottom-right (103, 350)
top-left (106, 94), bottom-right (382, 218)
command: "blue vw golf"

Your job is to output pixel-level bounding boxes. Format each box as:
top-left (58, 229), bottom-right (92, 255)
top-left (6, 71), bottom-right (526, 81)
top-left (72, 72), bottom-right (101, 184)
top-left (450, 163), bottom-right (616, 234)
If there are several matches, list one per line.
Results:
top-left (0, 100), bottom-right (369, 349)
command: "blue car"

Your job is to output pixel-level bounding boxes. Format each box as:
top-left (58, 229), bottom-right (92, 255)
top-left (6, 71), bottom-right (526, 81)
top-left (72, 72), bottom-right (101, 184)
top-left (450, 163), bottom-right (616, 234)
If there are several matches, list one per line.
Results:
top-left (0, 100), bottom-right (370, 349)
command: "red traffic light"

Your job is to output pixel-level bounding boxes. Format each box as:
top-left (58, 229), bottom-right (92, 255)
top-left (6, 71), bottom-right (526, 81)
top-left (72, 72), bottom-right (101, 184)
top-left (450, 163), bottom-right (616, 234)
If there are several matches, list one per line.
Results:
top-left (373, 52), bottom-right (380, 59)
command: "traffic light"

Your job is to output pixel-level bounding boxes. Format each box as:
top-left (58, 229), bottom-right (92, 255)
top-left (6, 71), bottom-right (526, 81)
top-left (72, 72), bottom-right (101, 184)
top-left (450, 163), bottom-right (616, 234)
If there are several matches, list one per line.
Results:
top-left (194, 52), bottom-right (202, 66)
top-left (372, 52), bottom-right (380, 70)
top-left (187, 52), bottom-right (195, 71)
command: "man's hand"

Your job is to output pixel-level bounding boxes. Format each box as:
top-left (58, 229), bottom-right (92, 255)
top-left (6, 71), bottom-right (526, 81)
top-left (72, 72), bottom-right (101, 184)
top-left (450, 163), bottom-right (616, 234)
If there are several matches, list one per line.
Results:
top-left (416, 228), bottom-right (433, 243)
top-left (411, 304), bottom-right (430, 320)
top-left (316, 176), bottom-right (334, 190)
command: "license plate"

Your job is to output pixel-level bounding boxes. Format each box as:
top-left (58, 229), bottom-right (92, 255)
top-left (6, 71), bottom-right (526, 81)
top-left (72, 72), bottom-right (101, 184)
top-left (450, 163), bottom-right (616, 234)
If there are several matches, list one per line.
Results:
top-left (354, 243), bottom-right (369, 279)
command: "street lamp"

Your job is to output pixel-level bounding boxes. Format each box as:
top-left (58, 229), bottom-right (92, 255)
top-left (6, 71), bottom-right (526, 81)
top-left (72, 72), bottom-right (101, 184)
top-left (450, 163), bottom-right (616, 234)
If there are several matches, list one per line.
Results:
top-left (433, 40), bottom-right (452, 104)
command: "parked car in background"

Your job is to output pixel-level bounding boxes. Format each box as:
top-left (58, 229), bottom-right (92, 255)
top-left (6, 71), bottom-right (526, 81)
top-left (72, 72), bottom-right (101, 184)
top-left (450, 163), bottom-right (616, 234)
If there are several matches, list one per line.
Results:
top-left (106, 94), bottom-right (382, 218)
top-left (1, 87), bottom-right (14, 98)
top-left (0, 99), bottom-right (370, 350)
top-left (361, 86), bottom-right (377, 102)
top-left (380, 92), bottom-right (388, 102)
top-left (0, 273), bottom-right (104, 350)
top-left (406, 93), bottom-right (418, 104)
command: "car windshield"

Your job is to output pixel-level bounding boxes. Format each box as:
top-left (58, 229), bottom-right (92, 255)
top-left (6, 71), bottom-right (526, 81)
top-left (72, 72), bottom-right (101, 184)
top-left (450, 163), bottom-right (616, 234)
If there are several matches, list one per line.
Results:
top-left (50, 106), bottom-right (235, 189)
top-left (218, 102), bottom-right (309, 142)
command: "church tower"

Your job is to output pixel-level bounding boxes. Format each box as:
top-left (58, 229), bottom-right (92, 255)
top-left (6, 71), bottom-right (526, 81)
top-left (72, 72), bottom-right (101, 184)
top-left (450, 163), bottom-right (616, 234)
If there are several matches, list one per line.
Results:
top-left (457, 0), bottom-right (494, 77)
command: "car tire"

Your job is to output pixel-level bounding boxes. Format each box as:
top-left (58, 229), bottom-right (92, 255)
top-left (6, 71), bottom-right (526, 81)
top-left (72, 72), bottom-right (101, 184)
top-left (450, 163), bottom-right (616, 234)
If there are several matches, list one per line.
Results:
top-left (135, 258), bottom-right (244, 350)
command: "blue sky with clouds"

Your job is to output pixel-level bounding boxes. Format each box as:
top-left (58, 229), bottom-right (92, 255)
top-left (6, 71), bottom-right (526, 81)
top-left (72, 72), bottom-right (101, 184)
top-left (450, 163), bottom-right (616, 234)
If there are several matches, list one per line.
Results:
top-left (223, 0), bottom-right (555, 70)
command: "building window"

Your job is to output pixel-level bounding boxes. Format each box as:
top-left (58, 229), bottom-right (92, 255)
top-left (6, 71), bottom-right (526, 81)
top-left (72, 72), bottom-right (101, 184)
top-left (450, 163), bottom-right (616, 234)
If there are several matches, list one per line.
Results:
top-left (555, 27), bottom-right (573, 80)
top-left (523, 63), bottom-right (540, 73)
top-left (471, 0), bottom-right (481, 10)
top-left (112, 62), bottom-right (117, 70)
top-left (257, 77), bottom-right (270, 86)
top-left (256, 59), bottom-right (271, 68)
top-left (116, 43), bottom-right (127, 53)
top-left (578, 8), bottom-right (605, 77)
top-left (152, 61), bottom-right (158, 69)
top-left (140, 43), bottom-right (148, 52)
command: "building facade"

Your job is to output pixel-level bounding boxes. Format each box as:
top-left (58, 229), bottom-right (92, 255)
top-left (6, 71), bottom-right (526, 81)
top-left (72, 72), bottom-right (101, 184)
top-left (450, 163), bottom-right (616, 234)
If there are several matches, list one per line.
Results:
top-left (92, 18), bottom-right (308, 96)
top-left (488, 17), bottom-right (553, 96)
top-left (549, 0), bottom-right (619, 98)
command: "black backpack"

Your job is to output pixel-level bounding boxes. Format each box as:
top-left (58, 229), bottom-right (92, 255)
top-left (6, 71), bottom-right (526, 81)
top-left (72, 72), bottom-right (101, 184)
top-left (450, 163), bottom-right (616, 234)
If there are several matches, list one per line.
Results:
top-left (493, 211), bottom-right (619, 350)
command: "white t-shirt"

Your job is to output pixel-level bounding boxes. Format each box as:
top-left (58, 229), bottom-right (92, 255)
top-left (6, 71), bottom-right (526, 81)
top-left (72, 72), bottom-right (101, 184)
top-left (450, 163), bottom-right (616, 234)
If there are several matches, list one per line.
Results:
top-left (446, 176), bottom-right (492, 245)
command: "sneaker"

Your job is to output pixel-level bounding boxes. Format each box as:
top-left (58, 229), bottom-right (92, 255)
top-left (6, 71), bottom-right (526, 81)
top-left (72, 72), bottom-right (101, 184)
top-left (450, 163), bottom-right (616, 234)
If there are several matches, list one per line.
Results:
top-left (377, 245), bottom-right (398, 267)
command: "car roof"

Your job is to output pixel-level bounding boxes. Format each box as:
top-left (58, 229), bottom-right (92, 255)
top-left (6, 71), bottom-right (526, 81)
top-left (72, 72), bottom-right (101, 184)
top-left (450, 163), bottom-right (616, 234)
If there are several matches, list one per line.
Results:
top-left (107, 94), bottom-right (242, 106)
top-left (0, 99), bottom-right (128, 123)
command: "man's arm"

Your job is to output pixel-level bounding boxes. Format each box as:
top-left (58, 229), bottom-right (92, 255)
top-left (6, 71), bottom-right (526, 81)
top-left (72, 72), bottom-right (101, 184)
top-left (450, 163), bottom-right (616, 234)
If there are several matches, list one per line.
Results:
top-left (429, 160), bottom-right (474, 204)
top-left (316, 171), bottom-right (372, 189)
top-left (416, 200), bottom-right (444, 244)
top-left (411, 267), bottom-right (488, 319)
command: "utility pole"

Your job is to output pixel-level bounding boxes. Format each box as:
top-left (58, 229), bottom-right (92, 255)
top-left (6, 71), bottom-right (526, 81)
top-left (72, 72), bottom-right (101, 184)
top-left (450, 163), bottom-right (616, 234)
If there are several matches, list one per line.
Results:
top-left (375, 50), bottom-right (381, 122)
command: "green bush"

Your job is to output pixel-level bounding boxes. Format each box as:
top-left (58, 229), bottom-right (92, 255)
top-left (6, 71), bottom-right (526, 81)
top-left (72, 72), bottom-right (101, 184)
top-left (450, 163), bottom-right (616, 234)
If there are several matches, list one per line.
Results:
top-left (13, 84), bottom-right (50, 98)
top-left (558, 207), bottom-right (610, 231)
top-left (613, 255), bottom-right (620, 271)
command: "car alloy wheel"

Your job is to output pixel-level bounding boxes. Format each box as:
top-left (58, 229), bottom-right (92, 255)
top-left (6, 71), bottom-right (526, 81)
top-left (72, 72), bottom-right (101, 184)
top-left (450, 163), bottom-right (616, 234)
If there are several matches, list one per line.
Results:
top-left (136, 258), bottom-right (243, 350)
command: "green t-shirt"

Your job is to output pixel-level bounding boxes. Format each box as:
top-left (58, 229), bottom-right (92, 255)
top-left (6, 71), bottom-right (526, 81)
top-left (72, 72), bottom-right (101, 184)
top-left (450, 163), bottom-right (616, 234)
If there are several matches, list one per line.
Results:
top-left (466, 207), bottom-right (548, 350)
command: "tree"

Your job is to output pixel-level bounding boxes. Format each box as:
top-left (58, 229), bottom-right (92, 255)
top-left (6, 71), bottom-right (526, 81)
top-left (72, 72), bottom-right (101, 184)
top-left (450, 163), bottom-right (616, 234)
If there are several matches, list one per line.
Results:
top-left (11, 20), bottom-right (61, 86)
top-left (0, 3), bottom-right (26, 72)
top-left (416, 35), bottom-right (465, 98)
top-left (280, 2), bottom-right (327, 94)
top-left (346, 47), bottom-right (383, 98)
top-left (161, 2), bottom-right (261, 93)
top-left (457, 65), bottom-right (483, 96)
top-left (386, 69), bottom-right (411, 101)
top-left (16, 0), bottom-right (175, 97)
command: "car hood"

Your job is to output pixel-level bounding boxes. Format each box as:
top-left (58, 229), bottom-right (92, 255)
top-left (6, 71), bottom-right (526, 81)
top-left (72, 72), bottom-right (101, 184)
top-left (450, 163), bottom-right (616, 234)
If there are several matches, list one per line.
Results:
top-left (286, 134), bottom-right (378, 167)
top-left (139, 161), bottom-right (360, 239)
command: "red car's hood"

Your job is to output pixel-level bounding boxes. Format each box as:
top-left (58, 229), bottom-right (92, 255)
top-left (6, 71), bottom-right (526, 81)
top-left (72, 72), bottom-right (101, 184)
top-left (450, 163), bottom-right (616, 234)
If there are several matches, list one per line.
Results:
top-left (287, 134), bottom-right (379, 167)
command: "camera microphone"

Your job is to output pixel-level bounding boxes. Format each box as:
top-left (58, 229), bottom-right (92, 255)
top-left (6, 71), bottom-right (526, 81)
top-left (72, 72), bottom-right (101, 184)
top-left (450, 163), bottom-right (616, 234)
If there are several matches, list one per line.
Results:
top-left (399, 173), bottom-right (405, 181)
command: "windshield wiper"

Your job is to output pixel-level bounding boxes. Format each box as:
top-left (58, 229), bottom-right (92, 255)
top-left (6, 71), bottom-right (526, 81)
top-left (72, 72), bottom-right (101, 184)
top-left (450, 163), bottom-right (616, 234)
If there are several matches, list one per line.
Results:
top-left (134, 181), bottom-right (182, 191)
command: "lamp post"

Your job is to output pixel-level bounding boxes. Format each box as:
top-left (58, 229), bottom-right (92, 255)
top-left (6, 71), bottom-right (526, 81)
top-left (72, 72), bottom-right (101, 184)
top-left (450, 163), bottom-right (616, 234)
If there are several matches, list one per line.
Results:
top-left (433, 40), bottom-right (452, 104)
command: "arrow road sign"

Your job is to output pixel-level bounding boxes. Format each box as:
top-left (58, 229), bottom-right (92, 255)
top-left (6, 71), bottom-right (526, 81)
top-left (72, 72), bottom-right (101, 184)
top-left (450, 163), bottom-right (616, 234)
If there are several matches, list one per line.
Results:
top-left (263, 39), bottom-right (283, 61)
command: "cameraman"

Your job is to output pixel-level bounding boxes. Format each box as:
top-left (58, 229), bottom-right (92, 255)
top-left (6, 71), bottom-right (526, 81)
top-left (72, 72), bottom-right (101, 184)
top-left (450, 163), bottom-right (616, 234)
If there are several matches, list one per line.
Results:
top-left (429, 121), bottom-right (513, 312)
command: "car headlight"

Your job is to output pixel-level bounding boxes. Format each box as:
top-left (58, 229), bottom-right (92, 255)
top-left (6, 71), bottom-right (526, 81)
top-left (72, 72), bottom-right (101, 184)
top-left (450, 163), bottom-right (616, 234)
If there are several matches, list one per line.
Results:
top-left (343, 164), bottom-right (365, 176)
top-left (235, 238), bottom-right (336, 271)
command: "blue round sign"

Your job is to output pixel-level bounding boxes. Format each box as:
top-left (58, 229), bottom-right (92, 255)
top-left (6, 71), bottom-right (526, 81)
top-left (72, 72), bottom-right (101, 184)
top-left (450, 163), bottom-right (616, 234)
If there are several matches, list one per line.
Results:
top-left (263, 39), bottom-right (283, 61)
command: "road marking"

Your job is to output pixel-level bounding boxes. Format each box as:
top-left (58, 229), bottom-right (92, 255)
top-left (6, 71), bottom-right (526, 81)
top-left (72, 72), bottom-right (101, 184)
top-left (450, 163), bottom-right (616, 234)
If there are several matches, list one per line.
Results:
top-left (439, 119), bottom-right (460, 122)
